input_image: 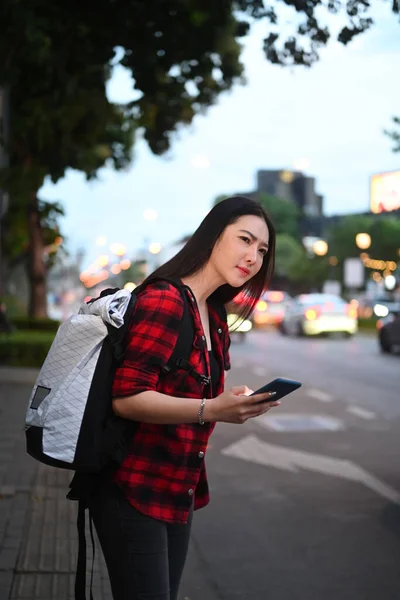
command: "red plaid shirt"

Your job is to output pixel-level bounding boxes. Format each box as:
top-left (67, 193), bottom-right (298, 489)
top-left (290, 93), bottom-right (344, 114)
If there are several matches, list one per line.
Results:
top-left (112, 280), bottom-right (231, 523)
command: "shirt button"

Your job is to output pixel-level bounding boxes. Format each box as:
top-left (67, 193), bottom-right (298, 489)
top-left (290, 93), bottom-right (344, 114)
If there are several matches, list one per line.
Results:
top-left (198, 451), bottom-right (205, 459)
top-left (217, 328), bottom-right (222, 334)
top-left (188, 488), bottom-right (194, 496)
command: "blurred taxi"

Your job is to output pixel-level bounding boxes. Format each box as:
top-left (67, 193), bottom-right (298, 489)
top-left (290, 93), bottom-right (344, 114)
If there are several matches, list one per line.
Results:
top-left (376, 304), bottom-right (400, 353)
top-left (281, 293), bottom-right (358, 337)
top-left (253, 291), bottom-right (291, 328)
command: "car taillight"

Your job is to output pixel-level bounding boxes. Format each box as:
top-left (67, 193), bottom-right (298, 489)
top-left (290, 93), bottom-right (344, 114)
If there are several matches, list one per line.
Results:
top-left (268, 291), bottom-right (284, 302)
top-left (376, 319), bottom-right (384, 330)
top-left (256, 300), bottom-right (268, 312)
top-left (305, 307), bottom-right (320, 320)
top-left (346, 304), bottom-right (358, 319)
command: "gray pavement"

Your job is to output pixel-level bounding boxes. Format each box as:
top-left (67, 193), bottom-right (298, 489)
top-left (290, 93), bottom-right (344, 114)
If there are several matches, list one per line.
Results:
top-left (0, 369), bottom-right (218, 600)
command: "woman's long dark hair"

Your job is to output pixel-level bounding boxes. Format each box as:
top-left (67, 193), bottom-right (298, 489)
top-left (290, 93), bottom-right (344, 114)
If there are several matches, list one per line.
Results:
top-left (145, 196), bottom-right (276, 322)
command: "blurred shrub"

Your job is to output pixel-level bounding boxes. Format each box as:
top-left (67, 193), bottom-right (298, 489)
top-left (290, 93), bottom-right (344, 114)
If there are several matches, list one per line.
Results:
top-left (0, 331), bottom-right (55, 367)
top-left (0, 294), bottom-right (26, 318)
top-left (12, 317), bottom-right (60, 332)
top-left (357, 317), bottom-right (378, 331)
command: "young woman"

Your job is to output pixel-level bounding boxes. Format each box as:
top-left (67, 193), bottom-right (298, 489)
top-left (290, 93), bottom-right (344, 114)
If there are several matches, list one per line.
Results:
top-left (89, 196), bottom-right (278, 600)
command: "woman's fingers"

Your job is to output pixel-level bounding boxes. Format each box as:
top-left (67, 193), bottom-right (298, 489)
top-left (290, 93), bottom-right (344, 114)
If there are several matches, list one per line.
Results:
top-left (241, 399), bottom-right (280, 422)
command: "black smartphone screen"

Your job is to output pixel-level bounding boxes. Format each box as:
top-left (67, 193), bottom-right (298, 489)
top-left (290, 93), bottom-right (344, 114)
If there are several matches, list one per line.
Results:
top-left (250, 377), bottom-right (302, 402)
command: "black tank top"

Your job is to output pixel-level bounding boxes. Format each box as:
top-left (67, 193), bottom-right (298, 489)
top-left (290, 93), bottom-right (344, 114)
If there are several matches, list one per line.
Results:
top-left (208, 349), bottom-right (220, 397)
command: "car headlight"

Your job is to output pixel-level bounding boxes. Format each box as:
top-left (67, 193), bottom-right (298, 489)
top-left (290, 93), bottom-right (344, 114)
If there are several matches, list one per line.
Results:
top-left (227, 314), bottom-right (252, 332)
top-left (374, 304), bottom-right (389, 318)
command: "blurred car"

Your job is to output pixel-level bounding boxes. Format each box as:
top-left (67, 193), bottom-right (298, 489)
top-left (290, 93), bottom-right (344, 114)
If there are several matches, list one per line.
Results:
top-left (280, 293), bottom-right (358, 337)
top-left (226, 292), bottom-right (253, 342)
top-left (227, 312), bottom-right (253, 341)
top-left (253, 291), bottom-right (292, 328)
top-left (377, 306), bottom-right (400, 353)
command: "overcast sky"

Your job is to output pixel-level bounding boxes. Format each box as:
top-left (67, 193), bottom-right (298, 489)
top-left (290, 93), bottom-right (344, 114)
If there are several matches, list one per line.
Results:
top-left (40, 6), bottom-right (400, 267)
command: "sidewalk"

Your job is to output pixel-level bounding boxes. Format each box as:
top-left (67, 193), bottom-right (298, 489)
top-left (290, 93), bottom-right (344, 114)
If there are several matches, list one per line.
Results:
top-left (0, 368), bottom-right (219, 600)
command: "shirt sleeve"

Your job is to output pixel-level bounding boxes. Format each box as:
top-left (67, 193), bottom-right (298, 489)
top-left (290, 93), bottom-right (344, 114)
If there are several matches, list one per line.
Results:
top-left (112, 282), bottom-right (184, 397)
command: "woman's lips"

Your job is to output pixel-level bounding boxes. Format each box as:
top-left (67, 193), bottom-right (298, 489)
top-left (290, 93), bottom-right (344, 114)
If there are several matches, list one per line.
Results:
top-left (237, 266), bottom-right (250, 276)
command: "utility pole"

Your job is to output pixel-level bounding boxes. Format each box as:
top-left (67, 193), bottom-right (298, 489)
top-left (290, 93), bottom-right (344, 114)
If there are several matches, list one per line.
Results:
top-left (0, 86), bottom-right (10, 297)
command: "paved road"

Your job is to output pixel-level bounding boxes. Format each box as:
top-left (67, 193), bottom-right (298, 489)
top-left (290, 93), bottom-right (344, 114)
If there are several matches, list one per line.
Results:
top-left (185, 330), bottom-right (400, 599)
top-left (1, 331), bottom-right (399, 599)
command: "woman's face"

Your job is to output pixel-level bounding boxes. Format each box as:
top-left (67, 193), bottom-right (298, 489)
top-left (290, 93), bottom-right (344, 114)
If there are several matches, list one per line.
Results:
top-left (210, 215), bottom-right (270, 287)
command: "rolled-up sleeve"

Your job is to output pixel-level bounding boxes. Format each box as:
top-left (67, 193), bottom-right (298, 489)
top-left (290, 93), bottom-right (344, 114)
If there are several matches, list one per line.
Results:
top-left (112, 283), bottom-right (184, 397)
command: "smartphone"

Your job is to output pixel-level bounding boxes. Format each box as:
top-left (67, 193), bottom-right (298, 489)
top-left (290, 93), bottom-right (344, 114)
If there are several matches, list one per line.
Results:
top-left (250, 377), bottom-right (302, 402)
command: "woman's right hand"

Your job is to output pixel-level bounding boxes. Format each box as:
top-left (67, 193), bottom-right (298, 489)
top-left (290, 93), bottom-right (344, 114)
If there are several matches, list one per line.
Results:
top-left (205, 386), bottom-right (280, 424)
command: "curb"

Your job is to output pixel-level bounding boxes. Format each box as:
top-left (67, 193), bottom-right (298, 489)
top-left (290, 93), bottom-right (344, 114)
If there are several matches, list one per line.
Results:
top-left (0, 367), bottom-right (39, 385)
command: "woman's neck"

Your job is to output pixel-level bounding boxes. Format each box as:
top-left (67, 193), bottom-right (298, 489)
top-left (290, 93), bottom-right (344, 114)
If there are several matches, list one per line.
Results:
top-left (181, 264), bottom-right (223, 306)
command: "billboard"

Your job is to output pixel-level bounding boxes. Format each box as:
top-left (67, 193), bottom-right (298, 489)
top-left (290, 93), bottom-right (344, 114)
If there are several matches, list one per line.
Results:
top-left (370, 170), bottom-right (400, 213)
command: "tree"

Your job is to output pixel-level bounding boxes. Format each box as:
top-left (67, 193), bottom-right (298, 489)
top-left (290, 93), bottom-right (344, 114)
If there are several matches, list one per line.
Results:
top-left (2, 197), bottom-right (65, 316)
top-left (326, 214), bottom-right (400, 263)
top-left (274, 234), bottom-right (304, 277)
top-left (2, 1), bottom-right (399, 316)
top-left (325, 214), bottom-right (400, 290)
top-left (385, 117), bottom-right (400, 153)
top-left (0, 2), bottom-right (244, 316)
top-left (286, 253), bottom-right (330, 292)
top-left (257, 193), bottom-right (301, 239)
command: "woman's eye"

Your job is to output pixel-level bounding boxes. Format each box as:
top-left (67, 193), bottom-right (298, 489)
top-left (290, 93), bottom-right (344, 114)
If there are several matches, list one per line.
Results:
top-left (240, 236), bottom-right (251, 244)
top-left (259, 248), bottom-right (267, 256)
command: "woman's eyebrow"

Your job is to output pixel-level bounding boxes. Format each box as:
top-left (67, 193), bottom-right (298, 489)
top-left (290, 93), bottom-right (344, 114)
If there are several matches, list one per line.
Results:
top-left (239, 229), bottom-right (269, 249)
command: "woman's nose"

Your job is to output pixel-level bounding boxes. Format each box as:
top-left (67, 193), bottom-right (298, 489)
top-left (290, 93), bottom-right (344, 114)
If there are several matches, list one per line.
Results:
top-left (245, 246), bottom-right (258, 264)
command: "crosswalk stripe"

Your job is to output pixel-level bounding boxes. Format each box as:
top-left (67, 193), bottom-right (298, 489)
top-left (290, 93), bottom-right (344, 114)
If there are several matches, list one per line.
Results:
top-left (346, 406), bottom-right (376, 420)
top-left (307, 388), bottom-right (333, 402)
top-left (251, 366), bottom-right (268, 377)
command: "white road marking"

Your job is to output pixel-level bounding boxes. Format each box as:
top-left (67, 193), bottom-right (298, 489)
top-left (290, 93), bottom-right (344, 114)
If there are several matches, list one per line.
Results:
top-left (232, 359), bottom-right (247, 369)
top-left (257, 413), bottom-right (344, 432)
top-left (222, 435), bottom-right (400, 504)
top-left (307, 388), bottom-right (333, 403)
top-left (346, 406), bottom-right (376, 420)
top-left (251, 366), bottom-right (268, 377)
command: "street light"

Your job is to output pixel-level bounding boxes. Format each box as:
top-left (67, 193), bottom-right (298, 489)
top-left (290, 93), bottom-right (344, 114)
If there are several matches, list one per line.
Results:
top-left (120, 259), bottom-right (131, 270)
top-left (355, 233), bottom-right (371, 250)
top-left (384, 275), bottom-right (396, 291)
top-left (312, 240), bottom-right (328, 256)
top-left (149, 242), bottom-right (162, 255)
top-left (110, 243), bottom-right (126, 257)
top-left (96, 254), bottom-right (109, 267)
top-left (124, 282), bottom-right (137, 292)
top-left (95, 236), bottom-right (107, 247)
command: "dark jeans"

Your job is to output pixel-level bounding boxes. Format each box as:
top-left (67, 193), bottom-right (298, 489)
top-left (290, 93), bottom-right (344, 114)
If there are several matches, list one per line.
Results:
top-left (88, 478), bottom-right (193, 600)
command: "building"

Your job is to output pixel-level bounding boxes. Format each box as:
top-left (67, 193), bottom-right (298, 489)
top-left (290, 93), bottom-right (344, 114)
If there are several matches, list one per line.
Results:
top-left (237, 169), bottom-right (324, 236)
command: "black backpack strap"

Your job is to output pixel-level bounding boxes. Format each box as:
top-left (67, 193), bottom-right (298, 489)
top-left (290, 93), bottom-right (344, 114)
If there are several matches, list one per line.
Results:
top-left (155, 279), bottom-right (210, 386)
top-left (163, 281), bottom-right (193, 372)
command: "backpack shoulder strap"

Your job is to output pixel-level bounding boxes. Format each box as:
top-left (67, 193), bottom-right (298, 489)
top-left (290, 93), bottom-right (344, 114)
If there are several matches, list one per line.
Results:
top-left (139, 277), bottom-right (208, 383)
top-left (164, 281), bottom-right (194, 373)
top-left (157, 278), bottom-right (209, 385)
top-left (144, 277), bottom-right (194, 373)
